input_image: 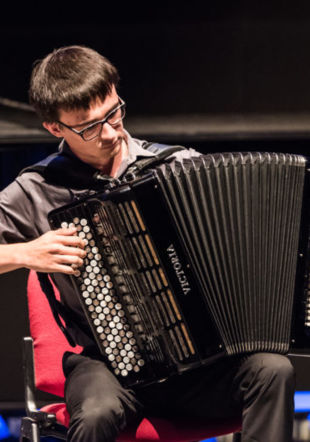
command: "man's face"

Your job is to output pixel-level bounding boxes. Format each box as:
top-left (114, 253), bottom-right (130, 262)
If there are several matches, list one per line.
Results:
top-left (43, 85), bottom-right (127, 172)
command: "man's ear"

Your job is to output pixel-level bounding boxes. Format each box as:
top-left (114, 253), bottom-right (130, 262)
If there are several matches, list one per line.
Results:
top-left (43, 121), bottom-right (64, 138)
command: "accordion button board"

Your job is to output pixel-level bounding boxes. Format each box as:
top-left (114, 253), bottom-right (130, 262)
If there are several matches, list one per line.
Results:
top-left (49, 152), bottom-right (310, 387)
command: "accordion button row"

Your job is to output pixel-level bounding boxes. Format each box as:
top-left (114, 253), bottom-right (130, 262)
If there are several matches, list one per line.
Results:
top-left (61, 215), bottom-right (146, 377)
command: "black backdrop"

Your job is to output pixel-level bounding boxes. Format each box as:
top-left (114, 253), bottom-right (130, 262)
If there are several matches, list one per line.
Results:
top-left (2, 2), bottom-right (310, 116)
top-left (2, 1), bottom-right (310, 406)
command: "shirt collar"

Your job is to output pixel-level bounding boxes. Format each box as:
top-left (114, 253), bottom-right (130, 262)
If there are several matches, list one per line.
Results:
top-left (117, 130), bottom-right (155, 177)
top-left (58, 129), bottom-right (155, 178)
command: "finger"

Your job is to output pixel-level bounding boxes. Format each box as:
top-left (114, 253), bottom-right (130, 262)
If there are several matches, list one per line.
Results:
top-left (32, 262), bottom-right (79, 275)
top-left (57, 254), bottom-right (85, 266)
top-left (54, 245), bottom-right (86, 257)
top-left (54, 227), bottom-right (78, 235)
top-left (56, 234), bottom-right (86, 249)
top-left (52, 264), bottom-right (80, 275)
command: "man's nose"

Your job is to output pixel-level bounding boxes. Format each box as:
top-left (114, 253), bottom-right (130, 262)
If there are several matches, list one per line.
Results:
top-left (99, 122), bottom-right (118, 140)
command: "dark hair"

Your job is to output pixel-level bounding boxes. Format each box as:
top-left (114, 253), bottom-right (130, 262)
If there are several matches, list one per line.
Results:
top-left (29, 45), bottom-right (120, 122)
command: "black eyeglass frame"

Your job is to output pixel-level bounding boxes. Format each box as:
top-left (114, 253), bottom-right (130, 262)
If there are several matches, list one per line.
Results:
top-left (56, 97), bottom-right (126, 141)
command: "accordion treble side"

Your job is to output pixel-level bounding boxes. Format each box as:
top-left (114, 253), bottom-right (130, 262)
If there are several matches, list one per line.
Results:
top-left (48, 152), bottom-right (310, 387)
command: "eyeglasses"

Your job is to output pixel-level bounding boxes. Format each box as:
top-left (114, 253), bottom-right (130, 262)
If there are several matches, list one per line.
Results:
top-left (57, 97), bottom-right (126, 141)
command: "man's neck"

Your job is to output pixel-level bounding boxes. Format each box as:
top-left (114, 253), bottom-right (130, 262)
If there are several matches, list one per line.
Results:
top-left (100, 138), bottom-right (128, 177)
top-left (63, 137), bottom-right (129, 177)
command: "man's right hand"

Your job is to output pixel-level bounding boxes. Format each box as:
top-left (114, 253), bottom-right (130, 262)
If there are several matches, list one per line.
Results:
top-left (0, 227), bottom-right (86, 275)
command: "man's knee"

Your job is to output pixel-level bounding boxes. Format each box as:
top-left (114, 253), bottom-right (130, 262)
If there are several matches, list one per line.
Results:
top-left (68, 396), bottom-right (126, 442)
top-left (258, 353), bottom-right (294, 380)
top-left (242, 353), bottom-right (295, 390)
top-left (85, 398), bottom-right (125, 430)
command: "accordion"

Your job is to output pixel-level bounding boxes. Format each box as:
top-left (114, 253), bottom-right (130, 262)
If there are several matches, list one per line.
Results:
top-left (49, 152), bottom-right (310, 388)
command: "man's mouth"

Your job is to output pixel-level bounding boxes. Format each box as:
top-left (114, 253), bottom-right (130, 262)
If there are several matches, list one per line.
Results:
top-left (100, 140), bottom-right (119, 150)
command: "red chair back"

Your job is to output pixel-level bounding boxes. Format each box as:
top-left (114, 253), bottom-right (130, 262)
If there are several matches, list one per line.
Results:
top-left (27, 270), bottom-right (82, 397)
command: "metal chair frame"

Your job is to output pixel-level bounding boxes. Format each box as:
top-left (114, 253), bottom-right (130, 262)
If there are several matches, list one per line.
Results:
top-left (20, 337), bottom-right (66, 441)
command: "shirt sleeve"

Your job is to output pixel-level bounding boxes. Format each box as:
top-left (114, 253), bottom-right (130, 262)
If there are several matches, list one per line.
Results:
top-left (0, 179), bottom-right (38, 244)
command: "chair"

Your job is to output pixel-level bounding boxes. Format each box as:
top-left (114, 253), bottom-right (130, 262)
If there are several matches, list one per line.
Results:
top-left (20, 270), bottom-right (242, 441)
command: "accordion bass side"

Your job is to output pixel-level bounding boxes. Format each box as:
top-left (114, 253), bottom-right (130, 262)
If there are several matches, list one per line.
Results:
top-left (48, 152), bottom-right (310, 387)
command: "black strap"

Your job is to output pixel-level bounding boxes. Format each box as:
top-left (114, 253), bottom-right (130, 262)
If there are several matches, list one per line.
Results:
top-left (19, 142), bottom-right (185, 190)
top-left (142, 142), bottom-right (184, 154)
top-left (95, 143), bottom-right (185, 186)
top-left (123, 145), bottom-right (185, 180)
top-left (36, 272), bottom-right (77, 347)
top-left (20, 152), bottom-right (105, 191)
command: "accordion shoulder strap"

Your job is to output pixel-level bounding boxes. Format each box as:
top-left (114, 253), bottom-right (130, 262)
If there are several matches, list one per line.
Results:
top-left (142, 142), bottom-right (184, 154)
top-left (36, 272), bottom-right (93, 347)
top-left (124, 143), bottom-right (185, 179)
top-left (19, 143), bottom-right (185, 190)
top-left (36, 272), bottom-right (76, 347)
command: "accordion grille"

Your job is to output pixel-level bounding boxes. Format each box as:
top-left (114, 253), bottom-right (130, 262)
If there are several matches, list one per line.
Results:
top-left (112, 200), bottom-right (196, 361)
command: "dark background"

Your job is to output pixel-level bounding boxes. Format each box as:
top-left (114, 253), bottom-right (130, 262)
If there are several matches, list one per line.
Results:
top-left (1, 1), bottom-right (310, 406)
top-left (3, 2), bottom-right (310, 116)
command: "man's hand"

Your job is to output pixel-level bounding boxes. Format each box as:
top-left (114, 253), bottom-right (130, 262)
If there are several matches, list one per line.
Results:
top-left (0, 227), bottom-right (86, 275)
top-left (22, 227), bottom-right (87, 274)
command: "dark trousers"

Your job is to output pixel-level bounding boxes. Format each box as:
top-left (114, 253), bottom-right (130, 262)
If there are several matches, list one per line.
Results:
top-left (63, 352), bottom-right (295, 442)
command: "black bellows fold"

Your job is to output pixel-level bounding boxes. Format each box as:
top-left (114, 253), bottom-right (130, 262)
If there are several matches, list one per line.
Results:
top-left (155, 152), bottom-right (306, 354)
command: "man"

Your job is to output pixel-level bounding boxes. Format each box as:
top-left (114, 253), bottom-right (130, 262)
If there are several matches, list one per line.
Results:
top-left (0, 46), bottom-right (295, 442)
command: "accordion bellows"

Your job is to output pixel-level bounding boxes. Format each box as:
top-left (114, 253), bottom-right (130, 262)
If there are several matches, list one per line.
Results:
top-left (157, 152), bottom-right (305, 354)
top-left (49, 152), bottom-right (310, 387)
